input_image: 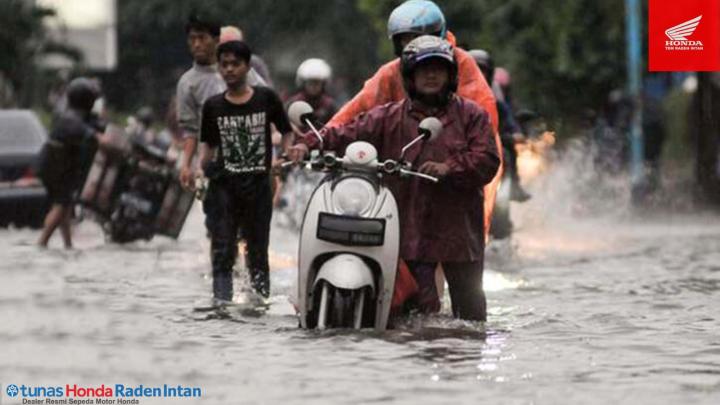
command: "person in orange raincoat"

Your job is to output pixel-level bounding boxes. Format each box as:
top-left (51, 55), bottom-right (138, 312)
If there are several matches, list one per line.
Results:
top-left (327, 0), bottom-right (503, 240)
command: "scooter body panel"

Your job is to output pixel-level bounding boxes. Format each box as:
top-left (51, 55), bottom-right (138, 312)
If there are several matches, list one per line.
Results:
top-left (298, 178), bottom-right (400, 330)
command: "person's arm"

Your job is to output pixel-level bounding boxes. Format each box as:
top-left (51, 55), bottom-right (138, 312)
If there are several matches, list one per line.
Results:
top-left (247, 68), bottom-right (268, 88)
top-left (198, 142), bottom-right (217, 174)
top-left (251, 55), bottom-right (274, 87)
top-left (306, 108), bottom-right (384, 151)
top-left (281, 130), bottom-right (294, 157)
top-left (181, 138), bottom-right (198, 171)
top-left (61, 118), bottom-right (106, 149)
top-left (443, 108), bottom-right (500, 190)
top-left (197, 101), bottom-right (220, 179)
top-left (326, 62), bottom-right (396, 128)
top-left (176, 78), bottom-right (200, 187)
top-left (290, 108), bottom-right (385, 162)
top-left (265, 90), bottom-right (293, 157)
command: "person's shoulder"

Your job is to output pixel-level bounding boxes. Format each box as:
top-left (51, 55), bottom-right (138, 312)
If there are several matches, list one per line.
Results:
top-left (54, 110), bottom-right (84, 127)
top-left (254, 86), bottom-right (283, 103)
top-left (177, 67), bottom-right (197, 86)
top-left (453, 95), bottom-right (488, 119)
top-left (376, 59), bottom-right (401, 79)
top-left (251, 54), bottom-right (268, 66)
top-left (364, 99), bottom-right (404, 118)
top-left (52, 111), bottom-right (91, 136)
top-left (359, 58), bottom-right (400, 88)
top-left (203, 93), bottom-right (226, 109)
top-left (453, 47), bottom-right (474, 64)
top-left (253, 85), bottom-right (275, 95)
top-left (454, 48), bottom-right (486, 85)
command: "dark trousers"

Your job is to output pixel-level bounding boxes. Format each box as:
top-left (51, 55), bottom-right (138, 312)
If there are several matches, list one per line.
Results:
top-left (506, 144), bottom-right (521, 185)
top-left (203, 175), bottom-right (273, 299)
top-left (405, 260), bottom-right (486, 321)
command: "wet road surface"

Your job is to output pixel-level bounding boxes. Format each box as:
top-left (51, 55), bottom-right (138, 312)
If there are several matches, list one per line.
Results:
top-left (1, 173), bottom-right (719, 405)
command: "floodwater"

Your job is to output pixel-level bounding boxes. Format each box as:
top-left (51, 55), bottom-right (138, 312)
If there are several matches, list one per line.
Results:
top-left (1, 157), bottom-right (719, 404)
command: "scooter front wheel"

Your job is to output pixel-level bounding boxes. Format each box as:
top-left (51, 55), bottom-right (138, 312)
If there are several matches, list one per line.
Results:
top-left (317, 282), bottom-right (330, 329)
top-left (314, 281), bottom-right (369, 329)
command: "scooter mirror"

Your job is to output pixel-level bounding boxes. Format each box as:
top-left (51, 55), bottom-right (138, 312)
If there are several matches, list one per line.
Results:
top-left (418, 117), bottom-right (442, 142)
top-left (400, 117), bottom-right (442, 161)
top-left (288, 101), bottom-right (314, 127)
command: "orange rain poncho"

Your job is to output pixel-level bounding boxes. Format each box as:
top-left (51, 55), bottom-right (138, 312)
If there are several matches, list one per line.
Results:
top-left (327, 33), bottom-right (503, 238)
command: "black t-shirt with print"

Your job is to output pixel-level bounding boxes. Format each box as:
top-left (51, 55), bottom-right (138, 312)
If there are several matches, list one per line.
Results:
top-left (200, 86), bottom-right (291, 177)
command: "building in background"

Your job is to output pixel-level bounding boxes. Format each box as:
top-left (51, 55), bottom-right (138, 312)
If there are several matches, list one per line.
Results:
top-left (38, 0), bottom-right (117, 71)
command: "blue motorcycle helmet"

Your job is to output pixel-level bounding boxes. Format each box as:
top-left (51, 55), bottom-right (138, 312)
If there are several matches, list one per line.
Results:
top-left (387, 0), bottom-right (447, 56)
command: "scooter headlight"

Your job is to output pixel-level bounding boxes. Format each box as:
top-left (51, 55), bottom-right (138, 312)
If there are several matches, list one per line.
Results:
top-left (332, 177), bottom-right (376, 216)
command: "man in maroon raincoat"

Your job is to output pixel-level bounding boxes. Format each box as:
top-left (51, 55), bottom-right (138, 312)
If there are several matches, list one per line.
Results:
top-left (290, 36), bottom-right (499, 321)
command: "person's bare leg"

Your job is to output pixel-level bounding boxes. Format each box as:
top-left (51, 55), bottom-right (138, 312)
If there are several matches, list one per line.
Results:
top-left (60, 207), bottom-right (73, 249)
top-left (38, 204), bottom-right (65, 247)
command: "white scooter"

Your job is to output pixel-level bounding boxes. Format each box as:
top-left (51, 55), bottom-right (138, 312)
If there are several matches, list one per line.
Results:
top-left (287, 101), bottom-right (441, 331)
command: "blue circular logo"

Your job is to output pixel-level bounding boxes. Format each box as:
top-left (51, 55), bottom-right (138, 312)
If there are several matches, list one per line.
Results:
top-left (6, 384), bottom-right (19, 397)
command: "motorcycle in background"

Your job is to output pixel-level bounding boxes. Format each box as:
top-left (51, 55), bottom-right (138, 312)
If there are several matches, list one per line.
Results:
top-left (79, 124), bottom-right (194, 243)
top-left (490, 110), bottom-right (555, 239)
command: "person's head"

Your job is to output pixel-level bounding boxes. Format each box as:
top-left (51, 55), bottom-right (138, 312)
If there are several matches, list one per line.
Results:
top-left (136, 106), bottom-right (154, 127)
top-left (185, 14), bottom-right (221, 65)
top-left (469, 49), bottom-right (494, 86)
top-left (66, 77), bottom-right (100, 115)
top-left (387, 0), bottom-right (446, 57)
top-left (494, 67), bottom-right (511, 91)
top-left (401, 35), bottom-right (457, 108)
top-left (220, 25), bottom-right (243, 44)
top-left (216, 40), bottom-right (252, 89)
top-left (295, 58), bottom-right (332, 97)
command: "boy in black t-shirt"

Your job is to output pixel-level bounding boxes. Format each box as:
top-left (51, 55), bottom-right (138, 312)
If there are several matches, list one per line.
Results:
top-left (199, 41), bottom-right (293, 301)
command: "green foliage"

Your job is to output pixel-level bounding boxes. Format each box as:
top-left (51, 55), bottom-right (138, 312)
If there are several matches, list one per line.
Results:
top-left (6, 0), bottom-right (630, 125)
top-left (0, 0), bottom-right (82, 107)
top-left (103, 0), bottom-right (380, 113)
top-left (356, 0), bottom-right (628, 124)
top-left (0, 0), bottom-right (53, 105)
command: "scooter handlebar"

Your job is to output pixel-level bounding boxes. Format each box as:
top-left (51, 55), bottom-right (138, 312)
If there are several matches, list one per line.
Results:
top-left (399, 168), bottom-right (439, 183)
top-left (289, 152), bottom-right (438, 182)
top-left (375, 159), bottom-right (438, 182)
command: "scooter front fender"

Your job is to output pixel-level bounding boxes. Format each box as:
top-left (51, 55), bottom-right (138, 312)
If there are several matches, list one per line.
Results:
top-left (313, 254), bottom-right (375, 294)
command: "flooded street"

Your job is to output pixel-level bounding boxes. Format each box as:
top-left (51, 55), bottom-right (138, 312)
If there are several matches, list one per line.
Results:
top-left (2, 177), bottom-right (719, 405)
top-left (4, 0), bottom-right (720, 404)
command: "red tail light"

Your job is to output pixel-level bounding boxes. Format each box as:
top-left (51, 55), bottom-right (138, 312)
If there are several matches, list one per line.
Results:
top-left (22, 167), bottom-right (37, 180)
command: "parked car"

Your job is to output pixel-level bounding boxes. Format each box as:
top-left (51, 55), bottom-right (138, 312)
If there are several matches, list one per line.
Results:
top-left (0, 110), bottom-right (49, 228)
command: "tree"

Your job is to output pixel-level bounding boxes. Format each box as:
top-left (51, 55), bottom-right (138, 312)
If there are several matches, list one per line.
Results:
top-left (0, 0), bottom-right (80, 107)
top-left (100, 0), bottom-right (630, 128)
top-left (356, 0), bottom-right (627, 123)
top-left (103, 0), bottom-right (380, 114)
